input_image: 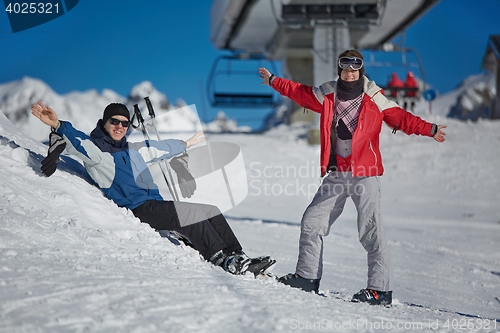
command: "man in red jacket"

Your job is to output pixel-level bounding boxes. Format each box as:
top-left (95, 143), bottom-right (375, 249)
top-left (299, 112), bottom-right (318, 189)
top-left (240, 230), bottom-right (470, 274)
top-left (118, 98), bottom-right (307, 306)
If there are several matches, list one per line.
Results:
top-left (259, 49), bottom-right (446, 305)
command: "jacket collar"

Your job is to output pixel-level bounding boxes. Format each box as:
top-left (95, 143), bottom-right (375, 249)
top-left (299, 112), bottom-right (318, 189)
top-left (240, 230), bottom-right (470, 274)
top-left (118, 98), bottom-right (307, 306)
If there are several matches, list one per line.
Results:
top-left (362, 76), bottom-right (382, 98)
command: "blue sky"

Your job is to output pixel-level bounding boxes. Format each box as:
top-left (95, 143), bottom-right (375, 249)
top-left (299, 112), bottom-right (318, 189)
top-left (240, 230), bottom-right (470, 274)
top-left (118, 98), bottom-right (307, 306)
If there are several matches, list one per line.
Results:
top-left (1, 0), bottom-right (499, 129)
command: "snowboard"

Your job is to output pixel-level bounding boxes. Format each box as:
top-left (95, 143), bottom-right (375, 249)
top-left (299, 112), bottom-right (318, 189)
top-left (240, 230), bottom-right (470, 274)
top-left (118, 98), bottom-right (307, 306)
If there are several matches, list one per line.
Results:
top-left (247, 256), bottom-right (277, 278)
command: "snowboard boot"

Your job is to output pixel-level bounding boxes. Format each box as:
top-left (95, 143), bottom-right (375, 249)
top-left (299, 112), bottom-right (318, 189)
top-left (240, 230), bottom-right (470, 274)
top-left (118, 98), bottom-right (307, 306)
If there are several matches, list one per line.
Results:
top-left (278, 273), bottom-right (320, 293)
top-left (222, 250), bottom-right (251, 275)
top-left (351, 288), bottom-right (392, 305)
top-left (209, 249), bottom-right (251, 275)
top-left (209, 249), bottom-right (227, 267)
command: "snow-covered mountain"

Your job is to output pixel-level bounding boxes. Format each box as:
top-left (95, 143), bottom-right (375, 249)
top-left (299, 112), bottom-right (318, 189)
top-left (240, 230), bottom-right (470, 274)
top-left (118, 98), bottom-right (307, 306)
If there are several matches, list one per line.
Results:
top-left (447, 73), bottom-right (496, 120)
top-left (0, 77), bottom-right (127, 141)
top-left (0, 77), bottom-right (247, 142)
top-left (0, 74), bottom-right (499, 332)
top-left (413, 72), bottom-right (496, 120)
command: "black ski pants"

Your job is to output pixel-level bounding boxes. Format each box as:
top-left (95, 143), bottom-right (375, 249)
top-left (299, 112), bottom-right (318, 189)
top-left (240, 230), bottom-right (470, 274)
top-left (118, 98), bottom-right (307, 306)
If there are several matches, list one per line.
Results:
top-left (132, 200), bottom-right (242, 260)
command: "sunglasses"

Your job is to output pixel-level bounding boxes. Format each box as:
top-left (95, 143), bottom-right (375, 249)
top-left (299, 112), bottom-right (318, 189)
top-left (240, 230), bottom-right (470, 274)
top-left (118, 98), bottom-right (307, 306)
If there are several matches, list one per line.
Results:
top-left (338, 56), bottom-right (364, 70)
top-left (109, 117), bottom-right (130, 127)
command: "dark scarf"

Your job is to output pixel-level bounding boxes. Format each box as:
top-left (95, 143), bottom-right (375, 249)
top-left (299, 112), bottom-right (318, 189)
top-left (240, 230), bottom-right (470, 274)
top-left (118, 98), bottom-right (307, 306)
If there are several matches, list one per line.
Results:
top-left (336, 77), bottom-right (363, 101)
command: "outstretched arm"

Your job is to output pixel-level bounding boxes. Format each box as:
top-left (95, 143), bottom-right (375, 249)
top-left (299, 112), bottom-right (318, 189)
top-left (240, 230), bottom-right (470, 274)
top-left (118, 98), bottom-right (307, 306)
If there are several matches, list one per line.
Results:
top-left (259, 67), bottom-right (323, 113)
top-left (31, 102), bottom-right (60, 129)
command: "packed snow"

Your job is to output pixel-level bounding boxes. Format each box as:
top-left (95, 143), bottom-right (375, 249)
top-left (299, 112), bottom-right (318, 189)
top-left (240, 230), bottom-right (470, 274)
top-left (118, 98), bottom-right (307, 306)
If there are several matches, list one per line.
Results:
top-left (0, 76), bottom-right (499, 333)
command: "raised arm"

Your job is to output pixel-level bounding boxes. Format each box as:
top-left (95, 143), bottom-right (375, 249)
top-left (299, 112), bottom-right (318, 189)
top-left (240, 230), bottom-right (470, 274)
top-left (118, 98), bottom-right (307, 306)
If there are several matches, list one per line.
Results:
top-left (31, 101), bottom-right (60, 129)
top-left (32, 101), bottom-right (113, 169)
top-left (259, 67), bottom-right (324, 113)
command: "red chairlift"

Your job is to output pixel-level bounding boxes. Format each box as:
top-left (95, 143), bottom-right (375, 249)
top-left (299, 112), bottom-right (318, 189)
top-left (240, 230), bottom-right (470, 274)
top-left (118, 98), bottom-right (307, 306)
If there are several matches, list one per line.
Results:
top-left (363, 46), bottom-right (430, 112)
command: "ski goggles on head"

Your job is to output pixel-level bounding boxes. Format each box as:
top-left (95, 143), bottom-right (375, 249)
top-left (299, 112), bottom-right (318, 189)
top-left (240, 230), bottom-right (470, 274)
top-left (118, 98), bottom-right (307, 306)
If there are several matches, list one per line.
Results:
top-left (109, 117), bottom-right (130, 127)
top-left (338, 56), bottom-right (364, 70)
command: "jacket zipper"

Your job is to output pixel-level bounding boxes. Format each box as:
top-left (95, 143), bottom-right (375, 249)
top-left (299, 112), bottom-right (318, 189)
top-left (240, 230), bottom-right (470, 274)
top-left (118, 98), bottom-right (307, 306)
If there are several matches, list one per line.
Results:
top-left (369, 141), bottom-right (377, 165)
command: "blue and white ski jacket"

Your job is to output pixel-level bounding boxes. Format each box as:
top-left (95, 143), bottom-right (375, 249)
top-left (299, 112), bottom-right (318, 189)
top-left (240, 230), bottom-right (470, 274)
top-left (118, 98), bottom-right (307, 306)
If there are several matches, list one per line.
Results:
top-left (56, 120), bottom-right (187, 210)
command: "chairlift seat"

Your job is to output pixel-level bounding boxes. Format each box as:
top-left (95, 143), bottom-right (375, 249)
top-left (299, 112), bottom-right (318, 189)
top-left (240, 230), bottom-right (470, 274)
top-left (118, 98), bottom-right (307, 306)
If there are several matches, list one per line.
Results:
top-left (207, 54), bottom-right (280, 108)
top-left (213, 92), bottom-right (275, 108)
top-left (383, 87), bottom-right (419, 94)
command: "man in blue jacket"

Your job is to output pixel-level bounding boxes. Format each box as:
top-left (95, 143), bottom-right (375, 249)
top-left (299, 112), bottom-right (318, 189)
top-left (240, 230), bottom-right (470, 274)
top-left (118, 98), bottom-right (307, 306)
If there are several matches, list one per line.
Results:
top-left (31, 101), bottom-right (267, 275)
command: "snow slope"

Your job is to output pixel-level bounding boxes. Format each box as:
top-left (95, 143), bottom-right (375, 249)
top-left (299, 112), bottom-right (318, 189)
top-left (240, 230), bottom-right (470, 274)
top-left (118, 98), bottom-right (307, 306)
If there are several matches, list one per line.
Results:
top-left (1, 106), bottom-right (499, 333)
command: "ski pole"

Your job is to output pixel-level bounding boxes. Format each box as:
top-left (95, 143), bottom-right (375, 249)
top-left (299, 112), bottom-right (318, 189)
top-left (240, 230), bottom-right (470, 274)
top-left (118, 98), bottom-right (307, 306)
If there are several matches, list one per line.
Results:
top-left (144, 97), bottom-right (180, 201)
top-left (133, 104), bottom-right (146, 133)
top-left (133, 104), bottom-right (178, 201)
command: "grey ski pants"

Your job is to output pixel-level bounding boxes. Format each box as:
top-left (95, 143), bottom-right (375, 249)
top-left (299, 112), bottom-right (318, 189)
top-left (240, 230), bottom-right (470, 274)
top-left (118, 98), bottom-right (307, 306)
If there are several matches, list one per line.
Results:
top-left (295, 172), bottom-right (392, 291)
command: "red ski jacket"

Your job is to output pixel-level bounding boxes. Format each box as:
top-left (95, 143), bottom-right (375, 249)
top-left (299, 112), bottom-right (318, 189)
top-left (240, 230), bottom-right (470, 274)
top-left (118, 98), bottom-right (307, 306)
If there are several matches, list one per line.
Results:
top-left (270, 76), bottom-right (434, 177)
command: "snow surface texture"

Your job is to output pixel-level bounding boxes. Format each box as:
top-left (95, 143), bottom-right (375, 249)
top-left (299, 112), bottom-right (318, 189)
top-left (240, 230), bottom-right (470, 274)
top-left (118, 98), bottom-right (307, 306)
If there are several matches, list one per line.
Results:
top-left (1, 78), bottom-right (500, 332)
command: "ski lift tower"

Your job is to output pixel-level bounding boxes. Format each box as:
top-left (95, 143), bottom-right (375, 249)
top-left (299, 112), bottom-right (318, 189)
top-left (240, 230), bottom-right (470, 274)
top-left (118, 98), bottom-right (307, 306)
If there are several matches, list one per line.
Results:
top-left (210, 0), bottom-right (439, 143)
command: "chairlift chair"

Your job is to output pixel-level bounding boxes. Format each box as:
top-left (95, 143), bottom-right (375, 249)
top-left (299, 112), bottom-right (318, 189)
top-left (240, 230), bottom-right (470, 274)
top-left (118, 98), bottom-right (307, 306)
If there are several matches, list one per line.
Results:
top-left (206, 54), bottom-right (281, 108)
top-left (362, 46), bottom-right (427, 111)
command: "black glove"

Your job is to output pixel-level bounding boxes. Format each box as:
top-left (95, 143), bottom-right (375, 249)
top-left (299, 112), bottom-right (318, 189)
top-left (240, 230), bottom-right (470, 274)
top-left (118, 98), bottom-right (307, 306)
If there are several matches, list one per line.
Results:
top-left (169, 152), bottom-right (196, 198)
top-left (41, 132), bottom-right (66, 177)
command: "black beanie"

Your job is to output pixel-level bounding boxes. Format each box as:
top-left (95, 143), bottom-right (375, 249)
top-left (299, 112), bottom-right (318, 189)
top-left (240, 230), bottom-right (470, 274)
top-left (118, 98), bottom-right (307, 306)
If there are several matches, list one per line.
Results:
top-left (102, 103), bottom-right (131, 124)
